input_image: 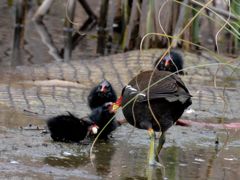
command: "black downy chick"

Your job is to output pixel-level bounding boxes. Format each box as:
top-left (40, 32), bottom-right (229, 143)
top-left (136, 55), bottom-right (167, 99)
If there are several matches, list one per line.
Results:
top-left (155, 50), bottom-right (184, 75)
top-left (47, 103), bottom-right (118, 142)
top-left (47, 112), bottom-right (96, 142)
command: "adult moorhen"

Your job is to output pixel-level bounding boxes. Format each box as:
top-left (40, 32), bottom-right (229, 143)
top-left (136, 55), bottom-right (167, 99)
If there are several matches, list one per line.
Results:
top-left (112, 70), bottom-right (192, 165)
top-left (154, 50), bottom-right (184, 75)
top-left (88, 80), bottom-right (117, 110)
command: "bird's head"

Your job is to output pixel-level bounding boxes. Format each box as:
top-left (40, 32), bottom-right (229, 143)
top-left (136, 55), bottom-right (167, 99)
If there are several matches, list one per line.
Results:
top-left (155, 51), bottom-right (184, 75)
top-left (96, 80), bottom-right (113, 96)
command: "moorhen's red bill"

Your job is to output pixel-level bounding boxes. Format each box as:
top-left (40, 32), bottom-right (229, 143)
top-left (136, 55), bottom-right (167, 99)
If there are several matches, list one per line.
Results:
top-left (113, 70), bottom-right (192, 165)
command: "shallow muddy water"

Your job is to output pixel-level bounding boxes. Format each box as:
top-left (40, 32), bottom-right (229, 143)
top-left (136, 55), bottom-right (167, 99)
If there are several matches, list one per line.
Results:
top-left (0, 105), bottom-right (240, 180)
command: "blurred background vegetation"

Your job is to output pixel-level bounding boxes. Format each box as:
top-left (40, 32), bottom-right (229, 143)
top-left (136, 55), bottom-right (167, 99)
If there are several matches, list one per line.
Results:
top-left (2, 0), bottom-right (240, 65)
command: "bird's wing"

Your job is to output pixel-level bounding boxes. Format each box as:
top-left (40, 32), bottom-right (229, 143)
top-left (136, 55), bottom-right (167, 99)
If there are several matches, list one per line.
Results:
top-left (128, 70), bottom-right (191, 103)
top-left (172, 74), bottom-right (191, 94)
top-left (135, 76), bottom-right (176, 95)
top-left (137, 77), bottom-right (191, 103)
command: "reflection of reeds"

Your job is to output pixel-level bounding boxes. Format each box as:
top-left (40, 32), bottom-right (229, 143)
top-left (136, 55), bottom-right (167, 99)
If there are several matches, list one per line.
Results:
top-left (229, 0), bottom-right (240, 54)
top-left (12, 0), bottom-right (27, 66)
top-left (10, 0), bottom-right (239, 63)
top-left (63, 0), bottom-right (76, 61)
top-left (191, 3), bottom-right (200, 49)
top-left (7, 0), bottom-right (14, 6)
top-left (97, 0), bottom-right (109, 54)
top-left (88, 0), bottom-right (240, 54)
top-left (33, 21), bottom-right (62, 62)
top-left (32, 0), bottom-right (54, 21)
top-left (93, 0), bottom-right (239, 54)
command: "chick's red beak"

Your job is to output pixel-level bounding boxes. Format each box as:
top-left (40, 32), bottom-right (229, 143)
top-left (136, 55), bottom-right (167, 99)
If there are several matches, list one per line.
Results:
top-left (112, 96), bottom-right (123, 112)
top-left (100, 85), bottom-right (107, 93)
top-left (165, 59), bottom-right (171, 67)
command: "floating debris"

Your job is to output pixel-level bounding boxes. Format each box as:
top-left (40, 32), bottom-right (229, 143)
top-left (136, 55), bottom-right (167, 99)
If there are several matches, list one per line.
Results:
top-left (186, 108), bottom-right (195, 114)
top-left (224, 157), bottom-right (237, 161)
top-left (20, 124), bottom-right (44, 130)
top-left (194, 158), bottom-right (205, 162)
top-left (179, 163), bottom-right (188, 167)
top-left (62, 151), bottom-right (72, 156)
top-left (10, 160), bottom-right (19, 164)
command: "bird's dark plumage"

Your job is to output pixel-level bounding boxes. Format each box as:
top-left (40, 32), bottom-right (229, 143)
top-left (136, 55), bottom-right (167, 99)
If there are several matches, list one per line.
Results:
top-left (120, 70), bottom-right (191, 132)
top-left (88, 80), bottom-right (117, 110)
top-left (113, 70), bottom-right (192, 165)
top-left (155, 51), bottom-right (184, 75)
top-left (90, 102), bottom-right (118, 139)
top-left (47, 103), bottom-right (118, 142)
top-left (47, 79), bottom-right (118, 143)
top-left (47, 112), bottom-right (93, 142)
